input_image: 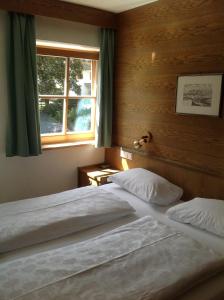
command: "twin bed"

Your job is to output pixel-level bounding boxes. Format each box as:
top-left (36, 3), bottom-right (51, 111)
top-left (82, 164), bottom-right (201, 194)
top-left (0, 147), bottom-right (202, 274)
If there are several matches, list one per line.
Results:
top-left (0, 168), bottom-right (224, 300)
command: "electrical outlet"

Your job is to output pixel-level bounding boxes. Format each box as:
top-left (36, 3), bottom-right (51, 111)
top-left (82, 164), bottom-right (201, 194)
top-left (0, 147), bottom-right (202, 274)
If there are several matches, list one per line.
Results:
top-left (120, 148), bottom-right (133, 160)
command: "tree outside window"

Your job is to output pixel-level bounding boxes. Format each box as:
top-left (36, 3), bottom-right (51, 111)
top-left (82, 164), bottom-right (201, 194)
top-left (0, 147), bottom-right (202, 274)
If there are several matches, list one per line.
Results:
top-left (36, 48), bottom-right (97, 144)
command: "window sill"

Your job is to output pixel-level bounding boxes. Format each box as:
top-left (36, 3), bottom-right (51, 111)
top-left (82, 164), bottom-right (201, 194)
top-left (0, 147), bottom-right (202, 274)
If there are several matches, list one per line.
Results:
top-left (42, 140), bottom-right (95, 150)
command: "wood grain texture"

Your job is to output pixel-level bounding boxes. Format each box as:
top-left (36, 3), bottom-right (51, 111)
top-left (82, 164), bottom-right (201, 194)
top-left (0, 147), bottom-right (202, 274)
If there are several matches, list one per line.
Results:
top-left (105, 147), bottom-right (224, 200)
top-left (37, 47), bottom-right (99, 60)
top-left (0, 0), bottom-right (116, 28)
top-left (106, 0), bottom-right (224, 199)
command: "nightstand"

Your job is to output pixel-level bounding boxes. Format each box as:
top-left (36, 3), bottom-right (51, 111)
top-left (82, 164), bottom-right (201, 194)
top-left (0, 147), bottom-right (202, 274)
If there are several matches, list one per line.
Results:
top-left (78, 164), bottom-right (120, 187)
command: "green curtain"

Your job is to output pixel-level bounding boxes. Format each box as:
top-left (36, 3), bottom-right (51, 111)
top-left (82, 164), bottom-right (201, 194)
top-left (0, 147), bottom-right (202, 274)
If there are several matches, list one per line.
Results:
top-left (6, 12), bottom-right (41, 157)
top-left (96, 28), bottom-right (116, 148)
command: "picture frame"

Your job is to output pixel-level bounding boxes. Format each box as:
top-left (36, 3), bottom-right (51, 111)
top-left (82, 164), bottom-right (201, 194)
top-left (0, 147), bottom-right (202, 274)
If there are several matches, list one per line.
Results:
top-left (176, 74), bottom-right (223, 117)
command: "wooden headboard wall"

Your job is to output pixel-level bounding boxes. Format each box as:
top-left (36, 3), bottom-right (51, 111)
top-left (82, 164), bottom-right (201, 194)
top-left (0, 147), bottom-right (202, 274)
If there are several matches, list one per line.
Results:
top-left (106, 147), bottom-right (224, 200)
top-left (105, 0), bottom-right (224, 200)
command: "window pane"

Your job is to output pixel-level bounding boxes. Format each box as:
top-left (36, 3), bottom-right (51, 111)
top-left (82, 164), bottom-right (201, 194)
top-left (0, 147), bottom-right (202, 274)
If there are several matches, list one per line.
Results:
top-left (67, 99), bottom-right (93, 132)
top-left (39, 99), bottom-right (64, 134)
top-left (37, 55), bottom-right (66, 95)
top-left (69, 59), bottom-right (92, 96)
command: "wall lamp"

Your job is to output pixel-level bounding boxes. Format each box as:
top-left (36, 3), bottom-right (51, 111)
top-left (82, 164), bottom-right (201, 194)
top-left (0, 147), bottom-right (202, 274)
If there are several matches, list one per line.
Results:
top-left (133, 131), bottom-right (152, 149)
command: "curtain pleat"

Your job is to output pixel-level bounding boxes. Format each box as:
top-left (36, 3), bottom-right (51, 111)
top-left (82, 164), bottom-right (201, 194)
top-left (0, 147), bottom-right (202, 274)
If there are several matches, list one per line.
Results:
top-left (96, 28), bottom-right (115, 148)
top-left (6, 12), bottom-right (41, 157)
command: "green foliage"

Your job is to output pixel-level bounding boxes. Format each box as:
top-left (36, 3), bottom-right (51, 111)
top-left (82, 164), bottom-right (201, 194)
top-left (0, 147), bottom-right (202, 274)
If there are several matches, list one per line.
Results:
top-left (39, 100), bottom-right (63, 123)
top-left (39, 99), bottom-right (91, 132)
top-left (37, 55), bottom-right (91, 132)
top-left (37, 56), bottom-right (65, 95)
top-left (69, 58), bottom-right (84, 96)
top-left (37, 55), bottom-right (84, 96)
top-left (67, 106), bottom-right (77, 131)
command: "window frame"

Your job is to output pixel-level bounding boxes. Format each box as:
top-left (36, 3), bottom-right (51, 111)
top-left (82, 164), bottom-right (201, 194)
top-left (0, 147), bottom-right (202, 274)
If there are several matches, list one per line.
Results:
top-left (37, 46), bottom-right (99, 145)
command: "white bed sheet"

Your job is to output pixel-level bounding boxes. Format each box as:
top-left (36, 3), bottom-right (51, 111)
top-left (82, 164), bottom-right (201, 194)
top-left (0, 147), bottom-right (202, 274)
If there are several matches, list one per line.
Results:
top-left (1, 216), bottom-right (224, 300)
top-left (104, 183), bottom-right (224, 255)
top-left (0, 186), bottom-right (134, 253)
top-left (1, 183), bottom-right (224, 300)
top-left (104, 184), bottom-right (224, 300)
top-left (1, 183), bottom-right (224, 261)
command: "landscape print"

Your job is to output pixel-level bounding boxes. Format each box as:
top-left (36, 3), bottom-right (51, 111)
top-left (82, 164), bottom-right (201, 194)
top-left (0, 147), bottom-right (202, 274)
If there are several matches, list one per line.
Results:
top-left (183, 83), bottom-right (212, 107)
top-left (176, 74), bottom-right (222, 116)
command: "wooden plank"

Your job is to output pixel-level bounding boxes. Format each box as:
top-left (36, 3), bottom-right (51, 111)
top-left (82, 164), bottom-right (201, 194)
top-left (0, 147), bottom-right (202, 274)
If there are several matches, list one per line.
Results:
top-left (118, 15), bottom-right (224, 51)
top-left (116, 45), bottom-right (224, 77)
top-left (119, 146), bottom-right (224, 178)
top-left (37, 47), bottom-right (99, 60)
top-left (113, 131), bottom-right (224, 165)
top-left (117, 0), bottom-right (224, 28)
top-left (105, 147), bottom-right (224, 200)
top-left (113, 115), bottom-right (224, 156)
top-left (0, 0), bottom-right (116, 28)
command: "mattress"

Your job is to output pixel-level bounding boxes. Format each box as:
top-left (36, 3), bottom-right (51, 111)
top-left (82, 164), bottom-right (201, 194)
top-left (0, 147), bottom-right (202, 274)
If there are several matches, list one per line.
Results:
top-left (1, 183), bottom-right (224, 299)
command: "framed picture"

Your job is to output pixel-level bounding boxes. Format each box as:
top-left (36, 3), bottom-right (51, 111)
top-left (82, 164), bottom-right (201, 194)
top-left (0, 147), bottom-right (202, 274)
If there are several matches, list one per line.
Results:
top-left (176, 74), bottom-right (223, 116)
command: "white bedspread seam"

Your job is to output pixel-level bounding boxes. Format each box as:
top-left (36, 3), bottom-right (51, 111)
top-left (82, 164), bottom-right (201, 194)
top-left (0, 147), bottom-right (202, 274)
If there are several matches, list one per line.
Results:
top-left (14, 232), bottom-right (180, 299)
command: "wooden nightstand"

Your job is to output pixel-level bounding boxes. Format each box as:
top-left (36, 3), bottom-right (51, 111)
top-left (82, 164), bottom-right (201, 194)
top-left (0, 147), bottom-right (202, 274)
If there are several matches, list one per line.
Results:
top-left (78, 164), bottom-right (120, 187)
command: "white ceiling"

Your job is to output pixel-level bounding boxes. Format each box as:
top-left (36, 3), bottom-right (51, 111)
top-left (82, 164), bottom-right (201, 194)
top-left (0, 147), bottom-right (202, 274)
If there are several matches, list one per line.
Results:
top-left (61, 0), bottom-right (158, 13)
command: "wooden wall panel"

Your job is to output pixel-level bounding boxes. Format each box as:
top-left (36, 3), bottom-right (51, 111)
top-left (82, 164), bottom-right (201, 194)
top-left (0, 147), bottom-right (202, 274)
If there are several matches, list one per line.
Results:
top-left (105, 147), bottom-right (224, 200)
top-left (106, 0), bottom-right (224, 199)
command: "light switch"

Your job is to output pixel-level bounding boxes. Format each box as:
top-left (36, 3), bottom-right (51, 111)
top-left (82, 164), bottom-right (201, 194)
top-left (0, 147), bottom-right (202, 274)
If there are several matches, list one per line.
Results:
top-left (120, 148), bottom-right (133, 160)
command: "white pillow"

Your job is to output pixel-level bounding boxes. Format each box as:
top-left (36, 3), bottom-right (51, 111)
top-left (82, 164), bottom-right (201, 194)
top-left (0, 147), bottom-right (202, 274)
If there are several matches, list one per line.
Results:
top-left (108, 168), bottom-right (183, 206)
top-left (167, 198), bottom-right (224, 237)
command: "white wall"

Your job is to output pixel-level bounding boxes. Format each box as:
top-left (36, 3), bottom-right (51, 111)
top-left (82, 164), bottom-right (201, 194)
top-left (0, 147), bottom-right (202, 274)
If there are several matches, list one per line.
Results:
top-left (0, 11), bottom-right (104, 203)
top-left (36, 16), bottom-right (100, 48)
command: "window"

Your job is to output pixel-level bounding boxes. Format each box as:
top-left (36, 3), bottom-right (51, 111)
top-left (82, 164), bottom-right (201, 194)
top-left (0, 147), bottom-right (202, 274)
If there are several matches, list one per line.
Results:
top-left (37, 46), bottom-right (98, 145)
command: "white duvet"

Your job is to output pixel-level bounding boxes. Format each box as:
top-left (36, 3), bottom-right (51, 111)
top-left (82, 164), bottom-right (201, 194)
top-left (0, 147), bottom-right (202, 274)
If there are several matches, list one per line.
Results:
top-left (0, 186), bottom-right (134, 253)
top-left (0, 216), bottom-right (224, 300)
